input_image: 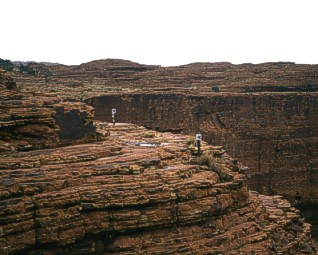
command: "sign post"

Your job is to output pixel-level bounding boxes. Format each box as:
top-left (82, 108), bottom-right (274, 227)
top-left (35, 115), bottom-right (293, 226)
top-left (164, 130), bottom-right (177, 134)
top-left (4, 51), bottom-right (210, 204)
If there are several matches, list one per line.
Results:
top-left (196, 132), bottom-right (202, 156)
top-left (294, 191), bottom-right (301, 207)
top-left (112, 108), bottom-right (116, 126)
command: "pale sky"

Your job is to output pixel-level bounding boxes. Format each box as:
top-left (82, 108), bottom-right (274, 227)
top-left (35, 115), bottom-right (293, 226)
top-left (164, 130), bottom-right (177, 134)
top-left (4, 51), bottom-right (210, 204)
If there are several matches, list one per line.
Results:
top-left (1, 0), bottom-right (318, 66)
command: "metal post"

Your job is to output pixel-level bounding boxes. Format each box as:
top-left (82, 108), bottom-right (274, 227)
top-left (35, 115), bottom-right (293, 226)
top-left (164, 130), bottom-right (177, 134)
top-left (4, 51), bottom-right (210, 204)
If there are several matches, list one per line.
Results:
top-left (196, 132), bottom-right (202, 156)
top-left (112, 108), bottom-right (116, 126)
top-left (294, 191), bottom-right (301, 207)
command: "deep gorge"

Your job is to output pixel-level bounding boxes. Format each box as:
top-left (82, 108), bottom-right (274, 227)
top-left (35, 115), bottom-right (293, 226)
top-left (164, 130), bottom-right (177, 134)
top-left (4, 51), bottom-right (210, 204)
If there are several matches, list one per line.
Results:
top-left (87, 93), bottom-right (318, 205)
top-left (2, 59), bottom-right (318, 253)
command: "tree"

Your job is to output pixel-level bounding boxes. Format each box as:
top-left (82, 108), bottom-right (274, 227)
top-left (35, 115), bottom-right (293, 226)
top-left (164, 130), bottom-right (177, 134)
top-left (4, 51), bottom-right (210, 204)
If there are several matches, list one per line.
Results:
top-left (0, 58), bottom-right (14, 71)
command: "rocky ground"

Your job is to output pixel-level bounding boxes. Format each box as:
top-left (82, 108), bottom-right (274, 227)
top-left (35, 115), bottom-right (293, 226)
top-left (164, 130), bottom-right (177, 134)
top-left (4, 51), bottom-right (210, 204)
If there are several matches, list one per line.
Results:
top-left (0, 121), bottom-right (317, 254)
top-left (7, 59), bottom-right (318, 203)
top-left (0, 69), bottom-right (97, 153)
top-left (1, 62), bottom-right (318, 254)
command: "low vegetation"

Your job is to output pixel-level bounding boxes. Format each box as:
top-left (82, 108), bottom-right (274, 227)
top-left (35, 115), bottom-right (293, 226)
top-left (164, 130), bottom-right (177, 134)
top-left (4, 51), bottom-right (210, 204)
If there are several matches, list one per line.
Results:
top-left (211, 86), bottom-right (220, 92)
top-left (198, 151), bottom-right (216, 169)
top-left (0, 58), bottom-right (14, 71)
top-left (185, 136), bottom-right (196, 147)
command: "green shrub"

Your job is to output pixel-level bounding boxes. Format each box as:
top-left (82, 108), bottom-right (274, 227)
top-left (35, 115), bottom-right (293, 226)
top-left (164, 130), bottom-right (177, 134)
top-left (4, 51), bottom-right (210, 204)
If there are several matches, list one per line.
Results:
top-left (20, 64), bottom-right (36, 75)
top-left (0, 58), bottom-right (14, 71)
top-left (44, 70), bottom-right (53, 82)
top-left (212, 86), bottom-right (220, 92)
top-left (185, 136), bottom-right (196, 146)
top-left (198, 152), bottom-right (215, 169)
top-left (5, 81), bottom-right (16, 90)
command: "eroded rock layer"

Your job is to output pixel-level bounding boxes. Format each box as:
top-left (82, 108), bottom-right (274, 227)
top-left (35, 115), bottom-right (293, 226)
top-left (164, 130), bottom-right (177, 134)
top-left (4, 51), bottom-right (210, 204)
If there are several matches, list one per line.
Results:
top-left (9, 59), bottom-right (318, 205)
top-left (88, 93), bottom-right (318, 205)
top-left (0, 122), bottom-right (316, 254)
top-left (0, 69), bottom-right (97, 152)
top-left (2, 59), bottom-right (318, 252)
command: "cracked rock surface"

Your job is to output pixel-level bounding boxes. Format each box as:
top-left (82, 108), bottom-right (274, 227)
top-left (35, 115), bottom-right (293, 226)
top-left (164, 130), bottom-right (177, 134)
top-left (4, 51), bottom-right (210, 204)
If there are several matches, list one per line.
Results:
top-left (0, 122), bottom-right (317, 254)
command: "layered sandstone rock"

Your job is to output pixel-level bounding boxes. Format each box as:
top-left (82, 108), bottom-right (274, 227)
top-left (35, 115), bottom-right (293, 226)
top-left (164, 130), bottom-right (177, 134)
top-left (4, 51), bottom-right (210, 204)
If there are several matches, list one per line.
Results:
top-left (46, 61), bottom-right (318, 95)
top-left (88, 92), bottom-right (318, 205)
top-left (11, 59), bottom-right (318, 97)
top-left (0, 69), bottom-right (97, 152)
top-left (0, 122), bottom-right (316, 254)
top-left (10, 60), bottom-right (318, 204)
top-left (5, 59), bottom-right (318, 236)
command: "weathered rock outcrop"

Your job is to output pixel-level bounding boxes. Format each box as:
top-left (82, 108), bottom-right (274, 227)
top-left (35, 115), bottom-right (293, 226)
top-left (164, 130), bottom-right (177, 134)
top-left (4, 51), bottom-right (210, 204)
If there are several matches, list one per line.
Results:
top-left (0, 122), bottom-right (316, 254)
top-left (36, 60), bottom-right (318, 94)
top-left (88, 92), bottom-right (318, 205)
top-left (0, 69), bottom-right (97, 152)
top-left (4, 58), bottom-right (318, 242)
top-left (9, 59), bottom-right (318, 205)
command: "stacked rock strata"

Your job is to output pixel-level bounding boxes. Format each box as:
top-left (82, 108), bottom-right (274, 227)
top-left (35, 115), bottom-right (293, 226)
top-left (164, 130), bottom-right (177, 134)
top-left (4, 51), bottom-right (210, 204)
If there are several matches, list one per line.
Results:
top-left (0, 122), bottom-right (316, 254)
top-left (10, 60), bottom-right (318, 203)
top-left (12, 60), bottom-right (318, 97)
top-left (0, 69), bottom-right (97, 152)
top-left (89, 92), bottom-right (318, 204)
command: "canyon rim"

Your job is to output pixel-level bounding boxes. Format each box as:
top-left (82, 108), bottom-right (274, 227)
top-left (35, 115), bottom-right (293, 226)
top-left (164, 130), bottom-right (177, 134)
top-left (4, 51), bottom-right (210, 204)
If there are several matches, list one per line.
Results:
top-left (1, 58), bottom-right (318, 254)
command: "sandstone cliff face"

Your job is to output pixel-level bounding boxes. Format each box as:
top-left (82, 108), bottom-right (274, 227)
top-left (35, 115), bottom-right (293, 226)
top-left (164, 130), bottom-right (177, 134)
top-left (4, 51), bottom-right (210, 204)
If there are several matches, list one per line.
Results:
top-left (12, 60), bottom-right (318, 96)
top-left (2, 60), bottom-right (318, 253)
top-left (88, 92), bottom-right (318, 205)
top-left (0, 122), bottom-right (316, 255)
top-left (0, 69), bottom-right (97, 152)
top-left (11, 59), bottom-right (318, 205)
top-left (6, 59), bottom-right (318, 240)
